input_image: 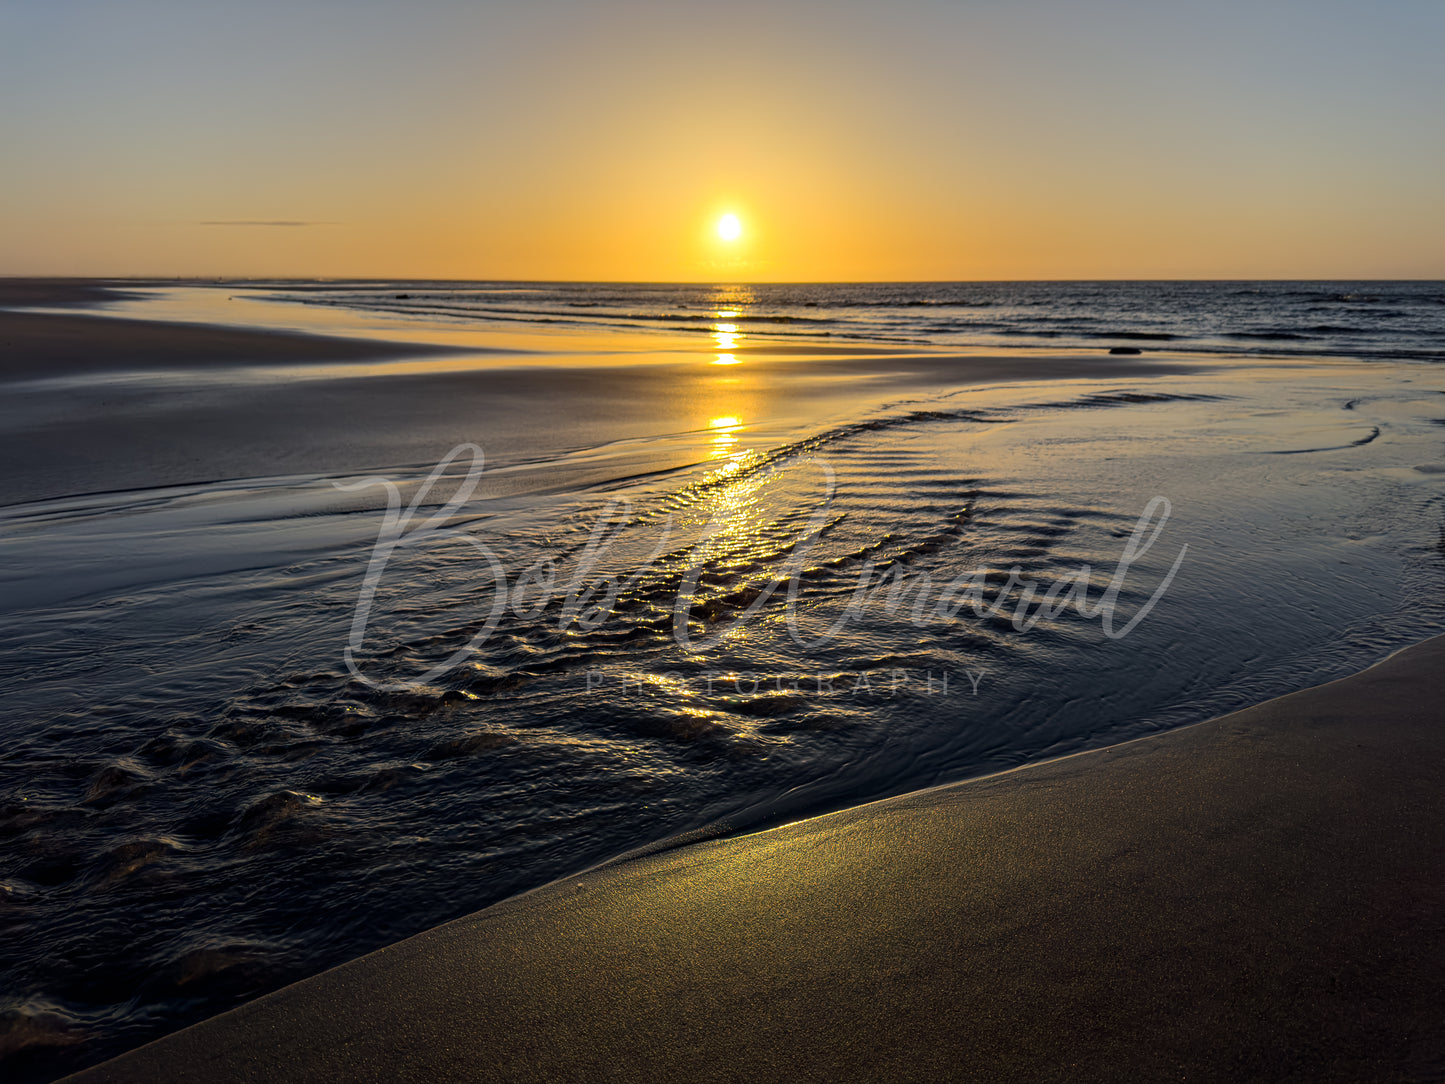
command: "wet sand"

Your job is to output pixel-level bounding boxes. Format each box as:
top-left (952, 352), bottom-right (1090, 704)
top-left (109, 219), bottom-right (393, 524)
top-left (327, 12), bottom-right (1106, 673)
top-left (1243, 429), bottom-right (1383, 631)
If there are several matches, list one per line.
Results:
top-left (13, 281), bottom-right (1438, 1081)
top-left (0, 281), bottom-right (1201, 507)
top-left (0, 307), bottom-right (468, 381)
top-left (65, 634), bottom-right (1445, 1083)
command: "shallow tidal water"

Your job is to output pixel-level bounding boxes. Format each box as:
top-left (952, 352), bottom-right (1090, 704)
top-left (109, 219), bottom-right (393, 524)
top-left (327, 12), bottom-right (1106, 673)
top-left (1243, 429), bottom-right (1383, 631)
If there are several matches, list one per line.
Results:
top-left (3, 285), bottom-right (1445, 1080)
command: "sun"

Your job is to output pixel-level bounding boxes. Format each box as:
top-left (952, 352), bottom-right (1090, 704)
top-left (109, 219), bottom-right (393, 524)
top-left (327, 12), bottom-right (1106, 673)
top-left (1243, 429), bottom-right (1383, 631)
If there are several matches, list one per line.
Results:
top-left (716, 213), bottom-right (742, 242)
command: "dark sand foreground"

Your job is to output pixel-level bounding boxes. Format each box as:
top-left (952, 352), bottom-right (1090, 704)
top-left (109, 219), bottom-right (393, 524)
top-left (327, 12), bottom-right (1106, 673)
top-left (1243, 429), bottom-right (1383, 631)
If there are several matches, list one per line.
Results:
top-left (66, 636), bottom-right (1445, 1083)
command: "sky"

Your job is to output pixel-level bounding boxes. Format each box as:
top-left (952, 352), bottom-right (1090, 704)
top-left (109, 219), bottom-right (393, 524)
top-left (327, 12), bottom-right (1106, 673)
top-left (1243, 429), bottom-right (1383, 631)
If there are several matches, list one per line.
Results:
top-left (1, 0), bottom-right (1442, 281)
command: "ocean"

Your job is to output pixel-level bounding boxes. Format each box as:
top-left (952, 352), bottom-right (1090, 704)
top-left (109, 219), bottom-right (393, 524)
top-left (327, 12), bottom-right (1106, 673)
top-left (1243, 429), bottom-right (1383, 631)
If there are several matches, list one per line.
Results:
top-left (255, 278), bottom-right (1445, 361)
top-left (2, 280), bottom-right (1444, 1079)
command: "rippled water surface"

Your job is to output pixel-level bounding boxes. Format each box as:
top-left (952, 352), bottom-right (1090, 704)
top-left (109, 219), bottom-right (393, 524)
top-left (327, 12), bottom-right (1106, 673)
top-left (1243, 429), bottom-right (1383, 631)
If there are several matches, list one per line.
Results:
top-left (248, 279), bottom-right (1445, 361)
top-left (3, 285), bottom-right (1445, 1080)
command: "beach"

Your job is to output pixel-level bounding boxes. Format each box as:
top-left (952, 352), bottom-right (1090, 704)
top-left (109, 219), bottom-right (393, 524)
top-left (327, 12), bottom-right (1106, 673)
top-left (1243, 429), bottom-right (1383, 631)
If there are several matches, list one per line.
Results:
top-left (61, 631), bottom-right (1445, 1083)
top-left (0, 282), bottom-right (1195, 506)
top-left (7, 0), bottom-right (1443, 1076)
top-left (3, 280), bottom-right (1443, 1081)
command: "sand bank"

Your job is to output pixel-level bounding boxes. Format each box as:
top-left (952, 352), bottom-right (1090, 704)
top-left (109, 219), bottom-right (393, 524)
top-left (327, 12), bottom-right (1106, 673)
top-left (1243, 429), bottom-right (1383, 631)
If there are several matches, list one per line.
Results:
top-left (0, 308), bottom-right (471, 382)
top-left (0, 279), bottom-right (145, 309)
top-left (65, 635), bottom-right (1445, 1083)
top-left (0, 295), bottom-right (1205, 507)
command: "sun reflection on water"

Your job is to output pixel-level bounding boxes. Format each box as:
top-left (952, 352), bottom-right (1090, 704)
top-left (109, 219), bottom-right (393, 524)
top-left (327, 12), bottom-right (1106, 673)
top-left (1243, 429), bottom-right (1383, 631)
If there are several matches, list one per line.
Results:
top-left (707, 286), bottom-right (755, 364)
top-left (713, 321), bottom-right (740, 361)
top-left (709, 415), bottom-right (743, 458)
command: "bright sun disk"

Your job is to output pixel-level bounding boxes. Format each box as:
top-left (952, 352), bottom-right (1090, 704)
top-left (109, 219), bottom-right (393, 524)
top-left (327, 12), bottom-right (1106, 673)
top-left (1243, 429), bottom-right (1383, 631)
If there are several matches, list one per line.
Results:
top-left (717, 214), bottom-right (742, 242)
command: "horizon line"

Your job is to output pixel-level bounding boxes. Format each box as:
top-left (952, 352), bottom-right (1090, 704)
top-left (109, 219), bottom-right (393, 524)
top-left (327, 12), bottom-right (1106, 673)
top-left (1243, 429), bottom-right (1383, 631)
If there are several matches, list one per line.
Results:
top-left (3, 274), bottom-right (1442, 286)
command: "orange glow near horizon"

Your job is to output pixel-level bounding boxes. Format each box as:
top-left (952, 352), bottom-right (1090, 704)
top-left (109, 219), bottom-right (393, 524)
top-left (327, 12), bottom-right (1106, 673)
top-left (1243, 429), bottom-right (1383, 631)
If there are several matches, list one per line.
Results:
top-left (1, 5), bottom-right (1441, 280)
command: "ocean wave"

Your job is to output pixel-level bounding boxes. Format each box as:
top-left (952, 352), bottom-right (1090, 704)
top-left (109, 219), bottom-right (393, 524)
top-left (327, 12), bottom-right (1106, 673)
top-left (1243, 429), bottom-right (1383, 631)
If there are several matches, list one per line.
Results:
top-left (1222, 330), bottom-right (1309, 341)
top-left (255, 281), bottom-right (1445, 364)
